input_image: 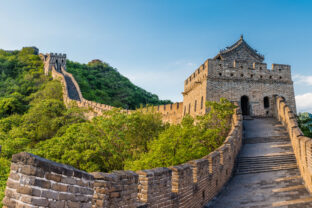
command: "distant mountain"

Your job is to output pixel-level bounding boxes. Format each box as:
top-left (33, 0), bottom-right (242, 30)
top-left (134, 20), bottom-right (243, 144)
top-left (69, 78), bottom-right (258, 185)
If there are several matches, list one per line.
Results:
top-left (66, 60), bottom-right (172, 109)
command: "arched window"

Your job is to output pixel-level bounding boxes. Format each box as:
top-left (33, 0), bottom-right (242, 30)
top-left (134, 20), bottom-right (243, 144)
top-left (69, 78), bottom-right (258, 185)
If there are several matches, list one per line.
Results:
top-left (188, 103), bottom-right (191, 114)
top-left (264, 96), bottom-right (269, 108)
top-left (241, 95), bottom-right (250, 115)
top-left (194, 100), bottom-right (197, 112)
top-left (201, 96), bottom-right (204, 109)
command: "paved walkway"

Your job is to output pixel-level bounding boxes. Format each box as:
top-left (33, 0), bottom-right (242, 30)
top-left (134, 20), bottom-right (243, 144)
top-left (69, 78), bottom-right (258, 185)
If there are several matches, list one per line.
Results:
top-left (206, 118), bottom-right (312, 208)
top-left (64, 74), bottom-right (81, 101)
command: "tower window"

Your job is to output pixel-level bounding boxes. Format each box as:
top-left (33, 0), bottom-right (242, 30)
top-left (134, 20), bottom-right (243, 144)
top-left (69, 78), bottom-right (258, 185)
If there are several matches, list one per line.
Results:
top-left (201, 96), bottom-right (204, 109)
top-left (194, 100), bottom-right (197, 112)
top-left (188, 103), bottom-right (191, 114)
top-left (264, 96), bottom-right (270, 108)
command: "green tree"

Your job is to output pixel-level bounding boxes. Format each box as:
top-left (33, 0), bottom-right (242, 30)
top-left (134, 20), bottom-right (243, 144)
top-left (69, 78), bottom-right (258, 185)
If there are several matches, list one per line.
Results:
top-left (298, 113), bottom-right (312, 138)
top-left (125, 99), bottom-right (235, 171)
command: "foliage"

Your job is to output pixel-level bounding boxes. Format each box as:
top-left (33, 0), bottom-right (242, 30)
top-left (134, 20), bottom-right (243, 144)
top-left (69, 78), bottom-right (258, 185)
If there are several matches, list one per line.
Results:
top-left (125, 98), bottom-right (235, 170)
top-left (0, 49), bottom-right (86, 204)
top-left (32, 109), bottom-right (166, 172)
top-left (33, 99), bottom-right (234, 173)
top-left (0, 157), bottom-right (10, 207)
top-left (298, 112), bottom-right (312, 138)
top-left (66, 60), bottom-right (171, 109)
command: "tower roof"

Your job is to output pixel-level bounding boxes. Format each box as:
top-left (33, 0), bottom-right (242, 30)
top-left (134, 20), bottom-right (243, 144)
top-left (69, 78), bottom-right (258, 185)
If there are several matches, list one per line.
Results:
top-left (214, 36), bottom-right (264, 62)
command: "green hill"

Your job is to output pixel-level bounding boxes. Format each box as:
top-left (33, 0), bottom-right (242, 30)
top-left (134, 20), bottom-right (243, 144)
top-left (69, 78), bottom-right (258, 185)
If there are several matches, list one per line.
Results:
top-left (0, 48), bottom-right (234, 207)
top-left (66, 59), bottom-right (171, 109)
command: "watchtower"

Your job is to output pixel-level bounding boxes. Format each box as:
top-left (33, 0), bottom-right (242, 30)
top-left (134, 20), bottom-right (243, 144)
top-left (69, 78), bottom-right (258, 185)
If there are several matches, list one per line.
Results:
top-left (39, 53), bottom-right (67, 75)
top-left (183, 36), bottom-right (296, 117)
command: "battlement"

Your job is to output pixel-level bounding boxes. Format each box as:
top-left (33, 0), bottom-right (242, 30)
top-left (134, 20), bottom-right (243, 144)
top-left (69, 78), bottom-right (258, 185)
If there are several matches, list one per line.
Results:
top-left (184, 59), bottom-right (292, 93)
top-left (48, 53), bottom-right (67, 58)
top-left (140, 102), bottom-right (184, 124)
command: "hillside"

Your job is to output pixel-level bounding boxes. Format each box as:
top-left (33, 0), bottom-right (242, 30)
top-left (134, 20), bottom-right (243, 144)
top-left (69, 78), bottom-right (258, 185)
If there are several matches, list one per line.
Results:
top-left (0, 49), bottom-right (236, 207)
top-left (66, 59), bottom-right (171, 109)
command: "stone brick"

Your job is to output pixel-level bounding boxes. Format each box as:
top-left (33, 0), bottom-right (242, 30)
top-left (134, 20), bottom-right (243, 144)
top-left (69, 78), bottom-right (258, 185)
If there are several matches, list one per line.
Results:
top-left (41, 189), bottom-right (59, 200)
top-left (52, 183), bottom-right (68, 192)
top-left (45, 172), bottom-right (62, 182)
top-left (49, 200), bottom-right (65, 208)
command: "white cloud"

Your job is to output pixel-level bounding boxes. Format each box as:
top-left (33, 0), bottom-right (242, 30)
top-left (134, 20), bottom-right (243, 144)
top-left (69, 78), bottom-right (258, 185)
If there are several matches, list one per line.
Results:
top-left (296, 93), bottom-right (312, 113)
top-left (293, 74), bottom-right (312, 86)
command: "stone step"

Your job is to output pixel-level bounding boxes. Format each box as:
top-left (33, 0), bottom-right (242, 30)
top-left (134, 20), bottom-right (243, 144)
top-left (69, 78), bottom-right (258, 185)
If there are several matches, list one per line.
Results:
top-left (243, 136), bottom-right (290, 144)
top-left (237, 161), bottom-right (297, 169)
top-left (237, 157), bottom-right (296, 164)
top-left (236, 164), bottom-right (298, 175)
top-left (237, 163), bottom-right (297, 171)
top-left (237, 154), bottom-right (295, 162)
top-left (236, 154), bottom-right (297, 174)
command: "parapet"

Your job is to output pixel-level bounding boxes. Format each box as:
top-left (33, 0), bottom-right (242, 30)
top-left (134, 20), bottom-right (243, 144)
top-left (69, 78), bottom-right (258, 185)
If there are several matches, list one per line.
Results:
top-left (48, 53), bottom-right (67, 58)
top-left (273, 96), bottom-right (312, 194)
top-left (2, 152), bottom-right (94, 208)
top-left (184, 59), bottom-right (292, 92)
top-left (140, 102), bottom-right (184, 124)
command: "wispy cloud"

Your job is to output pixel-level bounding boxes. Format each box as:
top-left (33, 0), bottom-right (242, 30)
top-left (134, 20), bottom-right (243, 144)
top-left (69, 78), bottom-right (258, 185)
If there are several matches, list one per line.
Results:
top-left (293, 74), bottom-right (312, 86)
top-left (296, 93), bottom-right (312, 113)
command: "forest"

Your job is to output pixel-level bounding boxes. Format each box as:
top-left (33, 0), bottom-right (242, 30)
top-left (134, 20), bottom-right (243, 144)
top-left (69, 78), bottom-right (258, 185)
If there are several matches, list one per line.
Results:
top-left (66, 60), bottom-right (171, 109)
top-left (0, 49), bottom-right (236, 206)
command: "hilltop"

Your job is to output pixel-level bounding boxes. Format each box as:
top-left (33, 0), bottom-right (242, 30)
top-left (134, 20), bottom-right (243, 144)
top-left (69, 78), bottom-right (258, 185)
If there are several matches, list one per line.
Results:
top-left (66, 59), bottom-right (171, 109)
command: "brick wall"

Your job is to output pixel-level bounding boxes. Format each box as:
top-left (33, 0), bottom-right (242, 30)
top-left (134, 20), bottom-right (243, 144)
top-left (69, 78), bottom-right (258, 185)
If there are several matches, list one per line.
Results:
top-left (2, 152), bottom-right (94, 208)
top-left (49, 60), bottom-right (180, 123)
top-left (273, 96), bottom-right (312, 193)
top-left (139, 102), bottom-right (184, 124)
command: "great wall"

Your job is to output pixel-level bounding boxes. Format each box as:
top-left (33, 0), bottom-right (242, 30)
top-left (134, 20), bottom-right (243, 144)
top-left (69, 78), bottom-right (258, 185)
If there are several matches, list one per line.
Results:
top-left (3, 37), bottom-right (312, 207)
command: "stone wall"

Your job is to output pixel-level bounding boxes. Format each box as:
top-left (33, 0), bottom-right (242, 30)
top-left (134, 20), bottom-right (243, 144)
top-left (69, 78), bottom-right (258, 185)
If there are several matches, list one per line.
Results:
top-left (2, 106), bottom-right (242, 208)
top-left (139, 102), bottom-right (184, 124)
top-left (183, 59), bottom-right (296, 117)
top-left (273, 96), bottom-right (312, 193)
top-left (50, 60), bottom-right (180, 123)
top-left (2, 152), bottom-right (94, 208)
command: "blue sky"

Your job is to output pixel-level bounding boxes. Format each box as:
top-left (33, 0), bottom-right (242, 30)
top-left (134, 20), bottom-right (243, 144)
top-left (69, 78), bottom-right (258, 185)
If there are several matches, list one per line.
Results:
top-left (1, 0), bottom-right (312, 112)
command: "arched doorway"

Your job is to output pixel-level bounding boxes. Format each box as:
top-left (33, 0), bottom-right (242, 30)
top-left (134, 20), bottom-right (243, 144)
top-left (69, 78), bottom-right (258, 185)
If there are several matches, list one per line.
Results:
top-left (55, 59), bottom-right (59, 72)
top-left (263, 96), bottom-right (269, 108)
top-left (241, 96), bottom-right (249, 115)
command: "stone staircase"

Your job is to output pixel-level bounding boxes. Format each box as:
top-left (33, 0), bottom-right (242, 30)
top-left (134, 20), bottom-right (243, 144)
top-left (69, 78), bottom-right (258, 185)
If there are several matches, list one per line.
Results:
top-left (236, 154), bottom-right (297, 175)
top-left (64, 74), bottom-right (81, 101)
top-left (206, 118), bottom-right (312, 208)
